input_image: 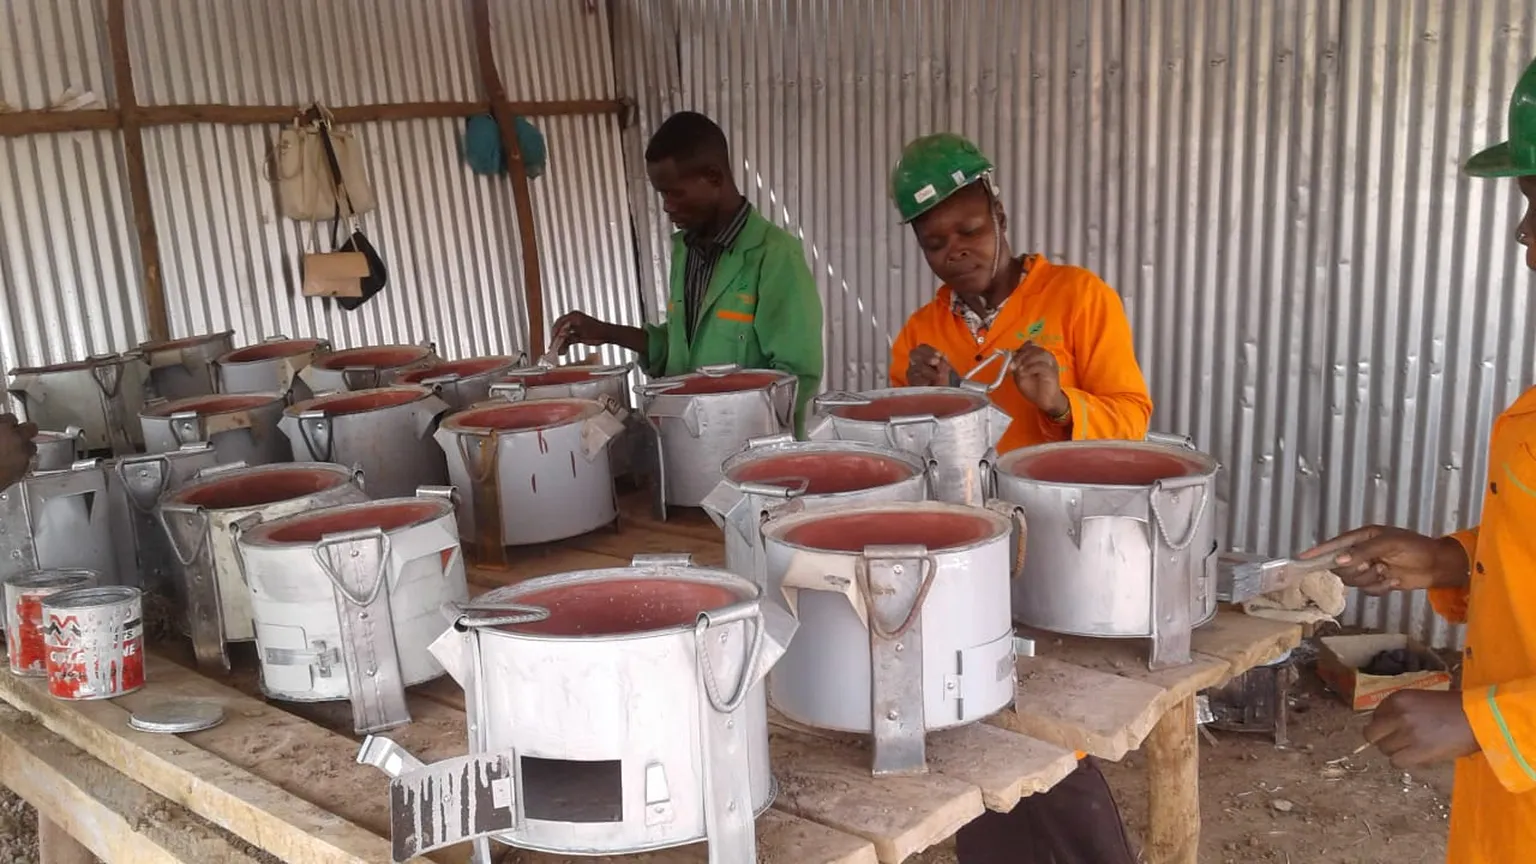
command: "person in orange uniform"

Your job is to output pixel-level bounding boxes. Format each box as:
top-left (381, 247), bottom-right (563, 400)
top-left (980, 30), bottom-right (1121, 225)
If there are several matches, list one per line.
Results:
top-left (1301, 57), bottom-right (1536, 862)
top-left (888, 133), bottom-right (1151, 450)
top-left (889, 133), bottom-right (1146, 863)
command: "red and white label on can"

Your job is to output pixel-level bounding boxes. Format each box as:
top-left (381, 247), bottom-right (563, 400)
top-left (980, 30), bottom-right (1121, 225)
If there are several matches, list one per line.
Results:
top-left (4, 572), bottom-right (97, 678)
top-left (43, 590), bottom-right (145, 701)
top-left (9, 594), bottom-right (52, 675)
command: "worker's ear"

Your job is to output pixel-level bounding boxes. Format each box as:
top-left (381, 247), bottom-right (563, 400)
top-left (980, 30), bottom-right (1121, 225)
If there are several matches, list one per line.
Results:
top-left (993, 198), bottom-right (1009, 235)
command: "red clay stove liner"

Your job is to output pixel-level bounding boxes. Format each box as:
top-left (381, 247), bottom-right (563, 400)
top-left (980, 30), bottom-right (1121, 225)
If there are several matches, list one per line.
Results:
top-left (831, 392), bottom-right (982, 423)
top-left (176, 467), bottom-right (352, 510)
top-left (782, 510), bottom-right (996, 553)
top-left (292, 388), bottom-right (428, 416)
top-left (399, 357), bottom-right (513, 383)
top-left (452, 401), bottom-right (588, 431)
top-left (666, 371), bottom-right (782, 395)
top-left (503, 579), bottom-right (739, 638)
top-left (219, 340), bottom-right (325, 363)
top-left (255, 500), bottom-right (443, 544)
top-left (142, 394), bottom-right (278, 417)
top-left (313, 346), bottom-right (429, 370)
top-left (728, 452), bottom-right (918, 495)
top-left (1003, 446), bottom-right (1205, 487)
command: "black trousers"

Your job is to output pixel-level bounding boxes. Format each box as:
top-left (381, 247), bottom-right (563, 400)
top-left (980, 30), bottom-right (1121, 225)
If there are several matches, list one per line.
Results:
top-left (954, 758), bottom-right (1138, 864)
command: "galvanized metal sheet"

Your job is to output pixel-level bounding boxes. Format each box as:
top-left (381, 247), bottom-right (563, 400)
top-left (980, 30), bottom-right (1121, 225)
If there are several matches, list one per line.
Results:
top-left (611, 0), bottom-right (1536, 648)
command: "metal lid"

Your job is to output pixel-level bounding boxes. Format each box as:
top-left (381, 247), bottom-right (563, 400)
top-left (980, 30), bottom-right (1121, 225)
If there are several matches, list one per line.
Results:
top-left (128, 700), bottom-right (226, 734)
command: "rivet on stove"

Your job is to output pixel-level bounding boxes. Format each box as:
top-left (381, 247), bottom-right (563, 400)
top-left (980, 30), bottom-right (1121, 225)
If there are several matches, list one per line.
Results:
top-left (886, 710), bottom-right (899, 721)
top-left (894, 642), bottom-right (904, 652)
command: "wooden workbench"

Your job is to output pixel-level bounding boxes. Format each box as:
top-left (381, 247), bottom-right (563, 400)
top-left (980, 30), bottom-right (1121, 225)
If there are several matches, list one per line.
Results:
top-left (0, 493), bottom-right (1300, 864)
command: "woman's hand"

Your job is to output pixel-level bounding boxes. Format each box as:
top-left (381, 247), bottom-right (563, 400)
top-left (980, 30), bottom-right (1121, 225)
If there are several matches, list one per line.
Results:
top-left (1010, 342), bottom-right (1069, 417)
top-left (906, 344), bottom-right (955, 387)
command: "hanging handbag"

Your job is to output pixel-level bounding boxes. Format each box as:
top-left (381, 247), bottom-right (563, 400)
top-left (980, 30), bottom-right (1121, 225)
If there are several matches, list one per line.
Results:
top-left (274, 105), bottom-right (378, 221)
top-left (319, 121), bottom-right (387, 311)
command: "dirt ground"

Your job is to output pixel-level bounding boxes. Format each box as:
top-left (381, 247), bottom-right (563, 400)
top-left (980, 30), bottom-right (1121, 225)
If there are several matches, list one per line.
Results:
top-left (0, 664), bottom-right (1451, 864)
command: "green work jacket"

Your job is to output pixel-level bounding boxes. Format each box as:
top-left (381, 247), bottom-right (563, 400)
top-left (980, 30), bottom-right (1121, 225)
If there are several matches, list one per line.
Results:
top-left (643, 208), bottom-right (824, 435)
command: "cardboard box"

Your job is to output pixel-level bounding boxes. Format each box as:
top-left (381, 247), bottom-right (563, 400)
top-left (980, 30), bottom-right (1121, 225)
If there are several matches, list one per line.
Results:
top-left (1317, 633), bottom-right (1452, 711)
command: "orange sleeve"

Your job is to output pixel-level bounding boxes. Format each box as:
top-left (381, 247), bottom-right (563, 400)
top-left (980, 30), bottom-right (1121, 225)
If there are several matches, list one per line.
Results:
top-left (1428, 527), bottom-right (1477, 623)
top-left (889, 316), bottom-right (918, 387)
top-left (1044, 274), bottom-right (1153, 441)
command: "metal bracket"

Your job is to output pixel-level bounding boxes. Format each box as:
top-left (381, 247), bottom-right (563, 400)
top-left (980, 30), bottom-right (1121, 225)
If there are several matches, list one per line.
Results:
top-left (159, 504), bottom-right (229, 672)
top-left (358, 734), bottom-right (426, 779)
top-left (297, 411), bottom-right (333, 461)
top-left (314, 528), bottom-right (411, 734)
top-left (169, 410), bottom-right (208, 446)
top-left (116, 455), bottom-right (171, 514)
top-left (633, 552), bottom-right (694, 568)
top-left (1147, 481), bottom-right (1202, 671)
top-left (341, 366), bottom-right (380, 391)
top-left (883, 415), bottom-right (938, 461)
top-left (386, 749), bottom-right (517, 863)
top-left (264, 642), bottom-right (343, 676)
top-left (858, 546), bottom-right (934, 775)
top-left (89, 356), bottom-right (134, 455)
top-left (647, 421), bottom-right (669, 522)
top-left (488, 381), bottom-right (525, 402)
top-left (695, 608), bottom-right (759, 863)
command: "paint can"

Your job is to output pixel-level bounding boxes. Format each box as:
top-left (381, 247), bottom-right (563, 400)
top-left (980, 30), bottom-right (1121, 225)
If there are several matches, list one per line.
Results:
top-left (3, 569), bottom-right (98, 676)
top-left (43, 585), bottom-right (145, 700)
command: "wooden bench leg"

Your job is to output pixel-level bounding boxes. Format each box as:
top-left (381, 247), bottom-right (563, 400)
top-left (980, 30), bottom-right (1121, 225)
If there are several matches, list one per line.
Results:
top-left (1144, 694), bottom-right (1198, 864)
top-left (38, 817), bottom-right (98, 864)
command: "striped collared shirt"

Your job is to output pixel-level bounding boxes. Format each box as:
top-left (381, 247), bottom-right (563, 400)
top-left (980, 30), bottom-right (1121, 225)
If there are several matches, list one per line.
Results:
top-left (683, 199), bottom-right (752, 335)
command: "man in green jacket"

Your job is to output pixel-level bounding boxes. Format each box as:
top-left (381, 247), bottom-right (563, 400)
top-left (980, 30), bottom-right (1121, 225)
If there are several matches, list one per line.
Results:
top-left (551, 111), bottom-right (824, 434)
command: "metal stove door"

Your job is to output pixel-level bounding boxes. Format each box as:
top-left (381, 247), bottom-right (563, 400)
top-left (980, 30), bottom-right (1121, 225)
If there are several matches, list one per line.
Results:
top-left (388, 750), bottom-right (517, 863)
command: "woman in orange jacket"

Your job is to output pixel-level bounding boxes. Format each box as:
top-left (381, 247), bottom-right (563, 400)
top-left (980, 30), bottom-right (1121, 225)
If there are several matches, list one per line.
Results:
top-left (888, 133), bottom-right (1152, 452)
top-left (888, 134), bottom-right (1145, 862)
top-left (1303, 56), bottom-right (1536, 863)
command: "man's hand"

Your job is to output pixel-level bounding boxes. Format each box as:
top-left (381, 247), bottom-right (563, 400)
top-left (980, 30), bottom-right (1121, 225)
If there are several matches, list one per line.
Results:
top-left (550, 311), bottom-right (615, 353)
top-left (1365, 690), bottom-right (1480, 768)
top-left (905, 344), bottom-right (954, 387)
top-left (1297, 525), bottom-right (1470, 595)
top-left (0, 414), bottom-right (38, 489)
top-left (1010, 341), bottom-right (1069, 417)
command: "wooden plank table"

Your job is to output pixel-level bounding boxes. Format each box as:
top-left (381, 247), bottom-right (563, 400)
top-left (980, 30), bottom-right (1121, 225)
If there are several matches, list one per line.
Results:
top-left (0, 491), bottom-right (1300, 864)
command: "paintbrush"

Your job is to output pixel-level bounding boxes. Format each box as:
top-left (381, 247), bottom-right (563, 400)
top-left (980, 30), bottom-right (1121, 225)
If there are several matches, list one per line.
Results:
top-left (1216, 552), bottom-right (1340, 603)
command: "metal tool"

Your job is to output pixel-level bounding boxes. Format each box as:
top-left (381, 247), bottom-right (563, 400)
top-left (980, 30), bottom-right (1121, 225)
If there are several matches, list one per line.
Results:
top-left (1216, 552), bottom-right (1341, 604)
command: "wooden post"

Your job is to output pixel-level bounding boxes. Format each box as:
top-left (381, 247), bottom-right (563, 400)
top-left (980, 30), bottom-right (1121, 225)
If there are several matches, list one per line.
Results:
top-left (105, 0), bottom-right (170, 343)
top-left (1144, 694), bottom-right (1199, 864)
top-left (470, 0), bottom-right (549, 357)
top-left (38, 817), bottom-right (98, 864)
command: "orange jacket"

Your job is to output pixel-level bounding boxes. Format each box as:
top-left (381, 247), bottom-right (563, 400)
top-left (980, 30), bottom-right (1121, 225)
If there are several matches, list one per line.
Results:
top-left (889, 257), bottom-right (1152, 452)
top-left (1429, 386), bottom-right (1536, 862)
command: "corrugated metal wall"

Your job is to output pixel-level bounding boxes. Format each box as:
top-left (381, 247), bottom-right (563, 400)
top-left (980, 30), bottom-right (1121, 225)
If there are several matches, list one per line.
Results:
top-left (614, 0), bottom-right (1536, 648)
top-left (1, 0), bottom-right (637, 370)
top-left (0, 0), bottom-right (146, 366)
top-left (7, 0), bottom-right (1534, 648)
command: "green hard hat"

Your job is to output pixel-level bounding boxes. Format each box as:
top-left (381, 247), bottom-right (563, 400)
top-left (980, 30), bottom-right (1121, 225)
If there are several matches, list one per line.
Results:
top-left (1467, 57), bottom-right (1536, 177)
top-left (890, 133), bottom-right (994, 223)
